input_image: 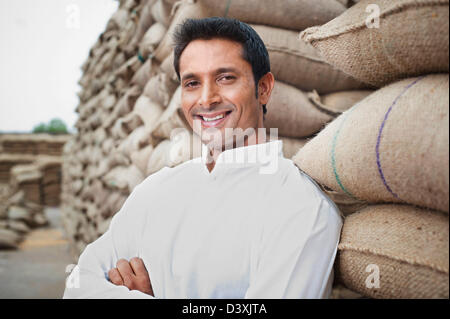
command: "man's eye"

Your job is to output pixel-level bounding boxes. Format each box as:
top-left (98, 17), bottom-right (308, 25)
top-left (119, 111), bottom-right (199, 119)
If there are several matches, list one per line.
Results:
top-left (185, 81), bottom-right (199, 88)
top-left (219, 75), bottom-right (236, 82)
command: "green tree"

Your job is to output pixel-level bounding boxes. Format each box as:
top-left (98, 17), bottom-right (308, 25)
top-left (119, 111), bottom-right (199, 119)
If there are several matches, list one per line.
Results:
top-left (32, 122), bottom-right (48, 133)
top-left (32, 118), bottom-right (68, 134)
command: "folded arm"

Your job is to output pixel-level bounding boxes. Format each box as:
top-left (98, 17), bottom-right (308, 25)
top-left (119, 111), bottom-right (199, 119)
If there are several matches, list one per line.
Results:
top-left (63, 184), bottom-right (155, 299)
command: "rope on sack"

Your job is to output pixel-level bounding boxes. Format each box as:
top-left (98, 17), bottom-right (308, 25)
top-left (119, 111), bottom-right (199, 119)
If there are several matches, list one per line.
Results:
top-left (307, 90), bottom-right (343, 117)
top-left (137, 52), bottom-right (146, 63)
top-left (223, 0), bottom-right (232, 17)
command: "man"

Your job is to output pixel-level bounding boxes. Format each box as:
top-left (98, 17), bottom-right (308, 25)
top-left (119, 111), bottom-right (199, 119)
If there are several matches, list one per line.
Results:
top-left (63, 17), bottom-right (342, 299)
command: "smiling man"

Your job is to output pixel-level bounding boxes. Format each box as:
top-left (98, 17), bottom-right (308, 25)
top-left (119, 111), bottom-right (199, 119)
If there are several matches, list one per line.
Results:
top-left (63, 17), bottom-right (342, 299)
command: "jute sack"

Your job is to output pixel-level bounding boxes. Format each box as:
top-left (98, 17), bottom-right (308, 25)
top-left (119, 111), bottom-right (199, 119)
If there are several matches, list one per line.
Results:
top-left (166, 129), bottom-right (202, 167)
top-left (138, 22), bottom-right (167, 60)
top-left (300, 0), bottom-right (449, 87)
top-left (111, 114), bottom-right (143, 140)
top-left (131, 144), bottom-right (154, 174)
top-left (146, 139), bottom-right (171, 175)
top-left (293, 74), bottom-right (449, 213)
top-left (152, 86), bottom-right (190, 140)
top-left (95, 152), bottom-right (131, 178)
top-left (103, 165), bottom-right (144, 193)
top-left (151, 0), bottom-right (172, 27)
top-left (279, 137), bottom-right (309, 159)
top-left (133, 95), bottom-right (164, 131)
top-left (104, 85), bottom-right (142, 129)
top-left (130, 58), bottom-right (156, 89)
top-left (117, 19), bottom-right (138, 52)
top-left (336, 204), bottom-right (449, 299)
top-left (307, 89), bottom-right (373, 115)
top-left (106, 8), bottom-right (129, 31)
top-left (126, 0), bottom-right (156, 54)
top-left (93, 127), bottom-right (107, 147)
top-left (163, 0), bottom-right (346, 31)
top-left (252, 25), bottom-right (368, 94)
top-left (152, 1), bottom-right (209, 62)
top-left (265, 81), bottom-right (337, 138)
top-left (143, 73), bottom-right (179, 108)
top-left (117, 126), bottom-right (154, 157)
top-left (160, 52), bottom-right (179, 83)
top-left (146, 131), bottom-right (201, 175)
top-left (114, 56), bottom-right (144, 83)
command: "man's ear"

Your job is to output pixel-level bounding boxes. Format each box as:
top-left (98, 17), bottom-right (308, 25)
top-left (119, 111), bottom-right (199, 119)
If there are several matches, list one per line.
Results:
top-left (258, 72), bottom-right (275, 105)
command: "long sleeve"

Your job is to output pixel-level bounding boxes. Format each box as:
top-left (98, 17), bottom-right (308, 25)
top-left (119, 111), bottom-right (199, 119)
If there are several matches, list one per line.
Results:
top-left (63, 183), bottom-right (155, 299)
top-left (245, 170), bottom-right (343, 299)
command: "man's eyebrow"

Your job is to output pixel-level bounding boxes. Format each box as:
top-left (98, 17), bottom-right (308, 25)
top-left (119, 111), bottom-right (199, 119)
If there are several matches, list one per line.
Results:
top-left (181, 67), bottom-right (240, 82)
top-left (181, 72), bottom-right (197, 82)
top-left (215, 67), bottom-right (239, 75)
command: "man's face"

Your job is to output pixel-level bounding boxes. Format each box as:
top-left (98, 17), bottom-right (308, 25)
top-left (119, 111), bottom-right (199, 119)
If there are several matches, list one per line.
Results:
top-left (179, 38), bottom-right (263, 150)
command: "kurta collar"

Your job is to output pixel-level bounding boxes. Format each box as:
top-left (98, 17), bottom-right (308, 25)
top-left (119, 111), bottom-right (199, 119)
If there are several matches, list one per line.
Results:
top-left (197, 139), bottom-right (283, 174)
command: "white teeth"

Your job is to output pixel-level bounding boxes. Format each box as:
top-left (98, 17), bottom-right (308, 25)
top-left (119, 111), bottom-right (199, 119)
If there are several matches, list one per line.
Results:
top-left (202, 113), bottom-right (225, 122)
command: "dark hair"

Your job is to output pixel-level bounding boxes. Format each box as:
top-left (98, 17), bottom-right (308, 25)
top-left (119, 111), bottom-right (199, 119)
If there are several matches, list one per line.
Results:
top-left (172, 17), bottom-right (270, 115)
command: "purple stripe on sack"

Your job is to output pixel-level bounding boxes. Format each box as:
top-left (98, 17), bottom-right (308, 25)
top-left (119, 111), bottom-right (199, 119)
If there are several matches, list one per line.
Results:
top-left (376, 75), bottom-right (426, 199)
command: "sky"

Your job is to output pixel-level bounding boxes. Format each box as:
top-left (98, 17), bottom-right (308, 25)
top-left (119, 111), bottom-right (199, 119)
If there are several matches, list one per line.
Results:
top-left (0, 0), bottom-right (119, 133)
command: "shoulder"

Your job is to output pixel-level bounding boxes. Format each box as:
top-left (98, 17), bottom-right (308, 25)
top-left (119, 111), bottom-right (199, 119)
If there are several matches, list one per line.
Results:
top-left (265, 158), bottom-right (343, 225)
top-left (136, 159), bottom-right (197, 193)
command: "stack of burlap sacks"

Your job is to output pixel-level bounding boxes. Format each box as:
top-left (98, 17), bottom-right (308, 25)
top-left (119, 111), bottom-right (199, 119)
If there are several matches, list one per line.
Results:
top-left (0, 134), bottom-right (69, 249)
top-left (294, 0), bottom-right (449, 298)
top-left (60, 0), bottom-right (449, 298)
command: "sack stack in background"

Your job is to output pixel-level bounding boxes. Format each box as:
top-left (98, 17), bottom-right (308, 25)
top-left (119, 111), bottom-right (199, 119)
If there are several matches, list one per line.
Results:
top-left (60, 0), bottom-right (448, 298)
top-left (293, 0), bottom-right (449, 298)
top-left (0, 134), bottom-right (69, 249)
top-left (0, 134), bottom-right (70, 157)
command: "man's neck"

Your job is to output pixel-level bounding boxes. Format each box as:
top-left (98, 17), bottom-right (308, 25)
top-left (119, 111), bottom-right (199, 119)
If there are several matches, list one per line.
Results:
top-left (205, 130), bottom-right (268, 173)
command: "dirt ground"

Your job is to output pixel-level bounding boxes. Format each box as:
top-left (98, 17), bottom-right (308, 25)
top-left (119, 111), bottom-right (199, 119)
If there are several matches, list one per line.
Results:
top-left (0, 207), bottom-right (76, 299)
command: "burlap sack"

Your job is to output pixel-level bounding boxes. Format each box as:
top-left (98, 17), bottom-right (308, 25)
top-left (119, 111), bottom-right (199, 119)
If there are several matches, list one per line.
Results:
top-left (117, 19), bottom-right (138, 52)
top-left (101, 138), bottom-right (115, 156)
top-left (0, 228), bottom-right (21, 249)
top-left (103, 165), bottom-right (144, 193)
top-left (307, 90), bottom-right (373, 115)
top-left (106, 8), bottom-right (129, 31)
top-left (112, 51), bottom-right (127, 70)
top-left (252, 25), bottom-right (368, 94)
top-left (153, 1), bottom-right (208, 62)
top-left (104, 85), bottom-right (142, 129)
top-left (151, 0), bottom-right (172, 27)
top-left (160, 52), bottom-right (178, 83)
top-left (133, 95), bottom-right (164, 131)
top-left (131, 144), bottom-right (154, 174)
top-left (146, 131), bottom-right (200, 175)
top-left (138, 22), bottom-right (167, 60)
top-left (146, 139), bottom-right (171, 175)
top-left (336, 204), bottom-right (449, 299)
top-left (114, 56), bottom-right (143, 83)
top-left (117, 126), bottom-right (154, 157)
top-left (300, 0), bottom-right (450, 87)
top-left (152, 86), bottom-right (190, 139)
top-left (93, 127), bottom-right (107, 146)
top-left (265, 81), bottom-right (335, 138)
top-left (293, 74), bottom-right (449, 213)
top-left (163, 0), bottom-right (346, 31)
top-left (126, 0), bottom-right (156, 54)
top-left (279, 137), bottom-right (309, 159)
top-left (130, 58), bottom-right (156, 89)
top-left (143, 73), bottom-right (179, 108)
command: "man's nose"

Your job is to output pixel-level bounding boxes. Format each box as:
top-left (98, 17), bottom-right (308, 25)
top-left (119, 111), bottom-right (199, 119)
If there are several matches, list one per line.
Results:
top-left (199, 81), bottom-right (221, 108)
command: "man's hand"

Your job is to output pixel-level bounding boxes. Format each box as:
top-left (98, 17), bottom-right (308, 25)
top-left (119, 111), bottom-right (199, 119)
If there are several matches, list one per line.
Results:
top-left (108, 257), bottom-right (154, 296)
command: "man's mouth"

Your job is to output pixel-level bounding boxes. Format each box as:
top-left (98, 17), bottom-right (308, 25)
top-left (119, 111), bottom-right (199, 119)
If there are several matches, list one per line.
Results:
top-left (194, 110), bottom-right (232, 128)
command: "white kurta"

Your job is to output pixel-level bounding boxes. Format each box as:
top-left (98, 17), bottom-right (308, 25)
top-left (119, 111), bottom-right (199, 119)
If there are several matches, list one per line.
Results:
top-left (63, 140), bottom-right (343, 299)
